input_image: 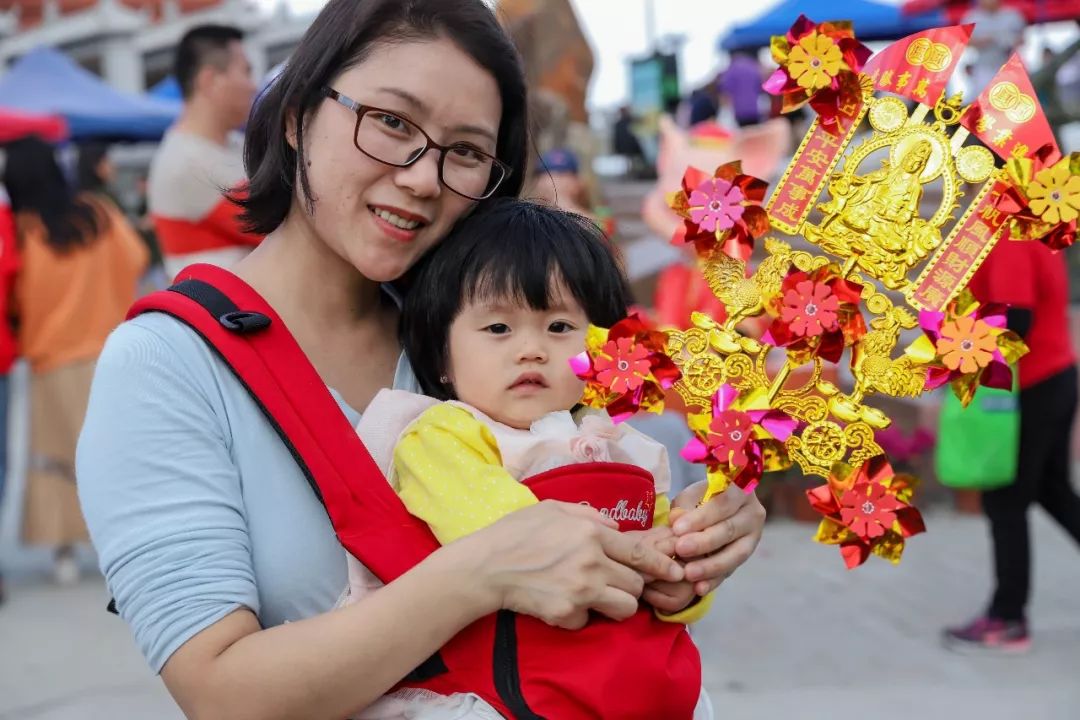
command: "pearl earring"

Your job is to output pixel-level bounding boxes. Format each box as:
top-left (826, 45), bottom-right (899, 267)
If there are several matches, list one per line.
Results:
top-left (440, 375), bottom-right (449, 384)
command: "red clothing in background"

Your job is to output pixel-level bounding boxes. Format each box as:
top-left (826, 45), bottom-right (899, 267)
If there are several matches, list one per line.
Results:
top-left (969, 239), bottom-right (1076, 389)
top-left (0, 190), bottom-right (19, 374)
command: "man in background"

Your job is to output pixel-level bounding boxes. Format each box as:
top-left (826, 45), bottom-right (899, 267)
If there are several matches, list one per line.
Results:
top-left (148, 24), bottom-right (260, 279)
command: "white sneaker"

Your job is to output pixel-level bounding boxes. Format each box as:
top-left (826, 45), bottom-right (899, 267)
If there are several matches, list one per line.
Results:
top-left (53, 555), bottom-right (80, 586)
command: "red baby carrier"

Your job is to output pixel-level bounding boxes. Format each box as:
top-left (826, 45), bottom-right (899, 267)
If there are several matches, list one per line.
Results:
top-left (129, 264), bottom-right (702, 719)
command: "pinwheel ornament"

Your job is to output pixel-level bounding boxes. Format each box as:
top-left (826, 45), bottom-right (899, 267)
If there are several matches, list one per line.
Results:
top-left (806, 455), bottom-right (926, 569)
top-left (570, 314), bottom-right (681, 424)
top-left (997, 152), bottom-right (1080, 252)
top-left (905, 290), bottom-right (1028, 407)
top-left (680, 384), bottom-right (797, 499)
top-left (667, 162), bottom-right (770, 262)
top-left (763, 15), bottom-right (872, 134)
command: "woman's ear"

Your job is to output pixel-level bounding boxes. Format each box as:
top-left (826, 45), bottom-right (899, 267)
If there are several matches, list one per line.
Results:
top-left (285, 107), bottom-right (300, 151)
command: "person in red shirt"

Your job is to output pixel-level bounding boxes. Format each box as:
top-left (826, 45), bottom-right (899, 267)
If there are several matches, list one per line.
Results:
top-left (0, 184), bottom-right (18, 604)
top-left (944, 238), bottom-right (1080, 653)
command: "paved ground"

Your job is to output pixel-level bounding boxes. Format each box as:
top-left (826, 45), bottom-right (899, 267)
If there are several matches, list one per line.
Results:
top-left (2, 509), bottom-right (1079, 719)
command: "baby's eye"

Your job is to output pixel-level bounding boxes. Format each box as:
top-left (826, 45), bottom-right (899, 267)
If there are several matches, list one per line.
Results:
top-left (484, 323), bottom-right (511, 335)
top-left (549, 321), bottom-right (576, 334)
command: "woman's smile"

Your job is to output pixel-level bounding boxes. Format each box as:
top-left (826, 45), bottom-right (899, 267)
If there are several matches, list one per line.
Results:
top-left (368, 203), bottom-right (430, 242)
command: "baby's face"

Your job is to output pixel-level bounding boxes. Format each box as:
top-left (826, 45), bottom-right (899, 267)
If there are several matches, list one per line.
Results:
top-left (446, 284), bottom-right (589, 430)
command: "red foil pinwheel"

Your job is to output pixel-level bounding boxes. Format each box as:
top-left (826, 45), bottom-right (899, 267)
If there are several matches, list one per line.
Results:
top-left (763, 266), bottom-right (867, 365)
top-left (904, 289), bottom-right (1028, 407)
top-left (763, 15), bottom-right (871, 134)
top-left (998, 152), bottom-right (1080, 251)
top-left (571, 314), bottom-right (681, 423)
top-left (666, 162), bottom-right (770, 262)
top-left (807, 455), bottom-right (926, 569)
top-left (680, 384), bottom-right (797, 499)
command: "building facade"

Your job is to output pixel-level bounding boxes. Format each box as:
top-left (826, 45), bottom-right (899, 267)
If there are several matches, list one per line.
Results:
top-left (0, 0), bottom-right (311, 92)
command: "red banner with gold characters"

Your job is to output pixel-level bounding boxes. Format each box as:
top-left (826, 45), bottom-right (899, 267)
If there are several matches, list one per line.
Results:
top-left (906, 180), bottom-right (1011, 312)
top-left (766, 96), bottom-right (868, 234)
top-left (961, 53), bottom-right (1061, 165)
top-left (863, 24), bottom-right (972, 107)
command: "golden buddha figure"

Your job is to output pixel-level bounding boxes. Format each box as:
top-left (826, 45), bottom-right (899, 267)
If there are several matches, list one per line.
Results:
top-left (807, 138), bottom-right (945, 289)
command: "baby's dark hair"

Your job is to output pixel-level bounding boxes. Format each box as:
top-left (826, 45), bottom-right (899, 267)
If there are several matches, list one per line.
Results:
top-left (401, 199), bottom-right (632, 400)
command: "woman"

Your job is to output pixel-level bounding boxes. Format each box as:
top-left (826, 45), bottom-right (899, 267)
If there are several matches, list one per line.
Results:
top-left (944, 234), bottom-right (1080, 653)
top-left (76, 2), bottom-right (766, 717)
top-left (3, 136), bottom-right (147, 585)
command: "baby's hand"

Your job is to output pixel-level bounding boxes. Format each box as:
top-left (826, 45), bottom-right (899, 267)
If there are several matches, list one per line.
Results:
top-left (642, 508), bottom-right (701, 614)
top-left (643, 577), bottom-right (700, 615)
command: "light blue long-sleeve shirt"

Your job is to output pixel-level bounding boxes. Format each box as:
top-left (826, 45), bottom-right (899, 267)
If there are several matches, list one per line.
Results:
top-left (76, 311), bottom-right (419, 672)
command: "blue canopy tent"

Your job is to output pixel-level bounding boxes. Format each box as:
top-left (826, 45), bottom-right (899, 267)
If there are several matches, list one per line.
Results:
top-left (148, 75), bottom-right (183, 102)
top-left (0, 47), bottom-right (180, 141)
top-left (721, 0), bottom-right (947, 51)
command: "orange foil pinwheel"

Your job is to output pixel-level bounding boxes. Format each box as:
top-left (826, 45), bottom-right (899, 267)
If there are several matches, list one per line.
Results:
top-left (666, 162), bottom-right (770, 262)
top-left (571, 314), bottom-right (681, 423)
top-left (807, 455), bottom-right (926, 569)
top-left (763, 15), bottom-right (871, 134)
top-left (904, 289), bottom-right (1028, 407)
top-left (998, 152), bottom-right (1080, 251)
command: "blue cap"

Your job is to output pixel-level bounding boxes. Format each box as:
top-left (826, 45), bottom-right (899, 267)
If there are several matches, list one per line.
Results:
top-left (537, 148), bottom-right (580, 175)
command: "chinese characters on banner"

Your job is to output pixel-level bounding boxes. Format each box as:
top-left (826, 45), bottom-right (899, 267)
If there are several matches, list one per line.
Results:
top-left (766, 98), bottom-right (869, 234)
top-left (906, 180), bottom-right (1011, 311)
top-left (863, 24), bottom-right (972, 107)
top-left (961, 53), bottom-right (1061, 164)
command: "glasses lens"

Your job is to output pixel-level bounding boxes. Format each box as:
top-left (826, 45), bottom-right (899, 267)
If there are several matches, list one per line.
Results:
top-left (356, 107), bottom-right (506, 200)
top-left (441, 146), bottom-right (506, 200)
top-left (355, 108), bottom-right (427, 166)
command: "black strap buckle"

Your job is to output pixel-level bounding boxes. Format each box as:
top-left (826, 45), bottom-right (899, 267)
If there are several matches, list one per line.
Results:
top-left (219, 311), bottom-right (272, 334)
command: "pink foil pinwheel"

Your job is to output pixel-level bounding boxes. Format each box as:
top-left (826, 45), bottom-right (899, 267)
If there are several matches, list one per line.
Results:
top-left (681, 384), bottom-right (797, 499)
top-left (667, 162), bottom-right (770, 262)
top-left (763, 15), bottom-right (872, 135)
top-left (764, 266), bottom-right (866, 365)
top-left (571, 314), bottom-right (681, 423)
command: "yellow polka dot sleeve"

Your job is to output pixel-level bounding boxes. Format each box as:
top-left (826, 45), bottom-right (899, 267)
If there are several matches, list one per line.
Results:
top-left (393, 404), bottom-right (538, 546)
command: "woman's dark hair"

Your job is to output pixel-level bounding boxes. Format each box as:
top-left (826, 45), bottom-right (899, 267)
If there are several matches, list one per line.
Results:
top-left (237, 0), bottom-right (528, 235)
top-left (76, 141), bottom-right (109, 193)
top-left (3, 136), bottom-right (101, 252)
top-left (402, 199), bottom-right (632, 400)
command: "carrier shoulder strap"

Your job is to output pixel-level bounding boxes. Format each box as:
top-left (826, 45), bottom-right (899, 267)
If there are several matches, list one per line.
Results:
top-left (128, 263), bottom-right (439, 583)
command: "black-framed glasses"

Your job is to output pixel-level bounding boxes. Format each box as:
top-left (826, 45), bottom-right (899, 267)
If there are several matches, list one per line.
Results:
top-left (323, 87), bottom-right (510, 201)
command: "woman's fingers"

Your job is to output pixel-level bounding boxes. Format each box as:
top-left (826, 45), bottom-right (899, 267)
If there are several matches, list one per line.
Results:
top-left (600, 528), bottom-right (684, 583)
top-left (560, 500), bottom-right (620, 529)
top-left (588, 586), bottom-right (641, 623)
top-left (671, 482), bottom-right (746, 535)
top-left (672, 486), bottom-right (766, 560)
top-left (608, 554), bottom-right (648, 596)
top-left (683, 532), bottom-right (760, 587)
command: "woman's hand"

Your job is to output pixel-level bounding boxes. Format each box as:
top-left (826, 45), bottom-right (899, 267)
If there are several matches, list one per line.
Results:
top-left (669, 482), bottom-right (767, 596)
top-left (454, 500), bottom-right (685, 631)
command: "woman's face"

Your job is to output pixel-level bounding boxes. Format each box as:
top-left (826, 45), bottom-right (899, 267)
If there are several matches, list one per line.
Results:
top-left (299, 37), bottom-right (503, 282)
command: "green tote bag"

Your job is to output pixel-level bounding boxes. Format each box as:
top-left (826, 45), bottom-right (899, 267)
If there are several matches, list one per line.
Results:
top-left (934, 385), bottom-right (1019, 490)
